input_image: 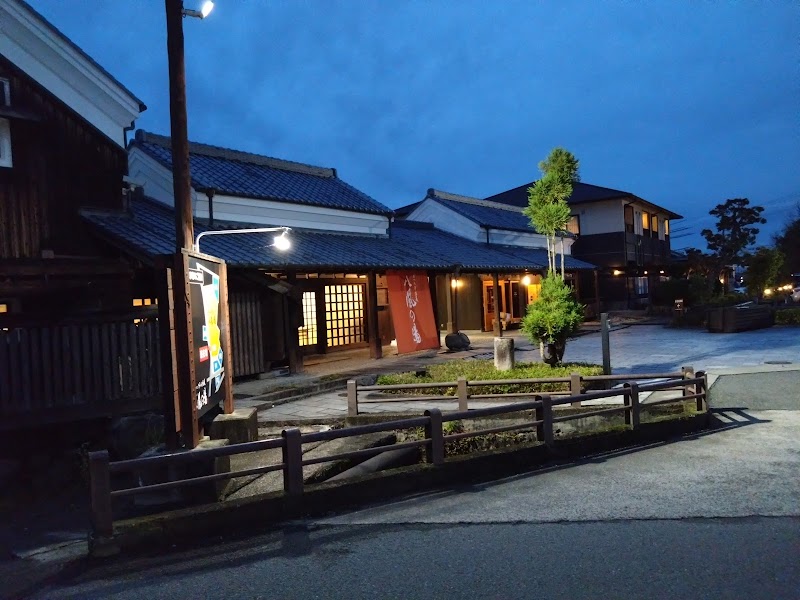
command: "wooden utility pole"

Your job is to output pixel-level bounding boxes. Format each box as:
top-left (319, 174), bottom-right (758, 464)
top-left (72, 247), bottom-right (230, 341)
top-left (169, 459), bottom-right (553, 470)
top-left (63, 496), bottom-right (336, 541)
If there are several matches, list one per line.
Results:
top-left (166, 0), bottom-right (194, 252)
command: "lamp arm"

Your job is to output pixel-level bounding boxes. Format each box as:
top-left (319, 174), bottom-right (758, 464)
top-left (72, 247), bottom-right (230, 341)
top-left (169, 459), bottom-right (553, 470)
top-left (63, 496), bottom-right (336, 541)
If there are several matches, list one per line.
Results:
top-left (193, 227), bottom-right (291, 252)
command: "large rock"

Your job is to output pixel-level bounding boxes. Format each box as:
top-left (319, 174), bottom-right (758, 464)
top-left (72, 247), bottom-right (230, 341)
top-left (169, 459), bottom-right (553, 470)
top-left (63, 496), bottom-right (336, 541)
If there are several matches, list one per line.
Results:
top-left (494, 337), bottom-right (515, 371)
top-left (445, 332), bottom-right (471, 351)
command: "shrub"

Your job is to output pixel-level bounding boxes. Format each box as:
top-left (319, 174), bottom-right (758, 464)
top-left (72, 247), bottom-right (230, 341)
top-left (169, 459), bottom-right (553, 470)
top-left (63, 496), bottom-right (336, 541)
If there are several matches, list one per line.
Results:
top-left (775, 308), bottom-right (800, 326)
top-left (376, 360), bottom-right (603, 395)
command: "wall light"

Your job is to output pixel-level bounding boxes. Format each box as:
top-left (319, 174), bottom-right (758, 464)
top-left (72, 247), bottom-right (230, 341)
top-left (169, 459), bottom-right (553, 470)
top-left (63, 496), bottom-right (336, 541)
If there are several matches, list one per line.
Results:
top-left (183, 0), bottom-right (214, 19)
top-left (612, 269), bottom-right (623, 276)
top-left (659, 270), bottom-right (665, 275)
top-left (644, 270), bottom-right (648, 275)
top-left (451, 278), bottom-right (461, 289)
top-left (521, 275), bottom-right (532, 286)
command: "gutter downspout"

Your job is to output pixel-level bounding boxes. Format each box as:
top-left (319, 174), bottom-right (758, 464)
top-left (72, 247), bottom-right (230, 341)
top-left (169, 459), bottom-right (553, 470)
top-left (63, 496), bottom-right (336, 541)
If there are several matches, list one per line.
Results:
top-left (205, 188), bottom-right (216, 227)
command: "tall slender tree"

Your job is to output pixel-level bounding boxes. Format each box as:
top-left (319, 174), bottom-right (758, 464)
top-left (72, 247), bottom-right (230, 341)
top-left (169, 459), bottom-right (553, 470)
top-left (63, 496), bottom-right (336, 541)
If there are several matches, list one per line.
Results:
top-left (523, 147), bottom-right (579, 279)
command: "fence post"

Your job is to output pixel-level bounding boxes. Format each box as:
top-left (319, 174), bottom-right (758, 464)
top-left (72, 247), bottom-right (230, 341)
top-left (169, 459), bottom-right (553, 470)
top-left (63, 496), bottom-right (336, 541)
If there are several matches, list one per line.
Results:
top-left (457, 377), bottom-right (468, 412)
top-left (347, 380), bottom-right (358, 417)
top-left (282, 428), bottom-right (304, 496)
top-left (88, 450), bottom-right (113, 543)
top-left (695, 370), bottom-right (707, 412)
top-left (424, 408), bottom-right (445, 466)
top-left (681, 366), bottom-right (694, 400)
top-left (601, 313), bottom-right (611, 376)
top-left (539, 394), bottom-right (554, 448)
top-left (624, 382), bottom-right (640, 429)
top-left (570, 373), bottom-right (582, 407)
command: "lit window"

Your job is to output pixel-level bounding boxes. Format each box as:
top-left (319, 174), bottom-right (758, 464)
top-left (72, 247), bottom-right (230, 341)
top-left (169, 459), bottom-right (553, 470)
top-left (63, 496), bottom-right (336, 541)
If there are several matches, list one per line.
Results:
top-left (299, 291), bottom-right (317, 346)
top-left (132, 298), bottom-right (157, 306)
top-left (664, 219), bottom-right (670, 238)
top-left (652, 215), bottom-right (659, 237)
top-left (567, 215), bottom-right (580, 235)
top-left (641, 212), bottom-right (650, 236)
top-left (0, 303), bottom-right (7, 313)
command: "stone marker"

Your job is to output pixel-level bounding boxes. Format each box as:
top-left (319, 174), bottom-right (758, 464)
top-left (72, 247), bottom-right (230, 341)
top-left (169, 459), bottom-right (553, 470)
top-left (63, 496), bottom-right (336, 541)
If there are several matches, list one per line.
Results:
top-left (494, 337), bottom-right (515, 371)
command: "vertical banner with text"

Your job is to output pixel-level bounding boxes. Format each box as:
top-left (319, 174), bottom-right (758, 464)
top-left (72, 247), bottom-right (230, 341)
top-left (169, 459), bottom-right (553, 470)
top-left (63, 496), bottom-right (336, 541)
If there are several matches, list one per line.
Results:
top-left (386, 270), bottom-right (440, 354)
top-left (188, 254), bottom-right (227, 417)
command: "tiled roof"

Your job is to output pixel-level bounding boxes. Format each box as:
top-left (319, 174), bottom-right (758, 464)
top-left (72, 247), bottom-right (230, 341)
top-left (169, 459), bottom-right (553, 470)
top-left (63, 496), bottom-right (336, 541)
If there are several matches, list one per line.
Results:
top-left (82, 197), bottom-right (596, 272)
top-left (435, 199), bottom-right (534, 233)
top-left (485, 181), bottom-right (683, 219)
top-left (130, 131), bottom-right (392, 216)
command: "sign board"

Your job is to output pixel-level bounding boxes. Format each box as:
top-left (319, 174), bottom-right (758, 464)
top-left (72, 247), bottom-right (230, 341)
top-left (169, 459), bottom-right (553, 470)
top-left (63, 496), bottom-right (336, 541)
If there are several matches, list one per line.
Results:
top-left (386, 270), bottom-right (440, 354)
top-left (187, 253), bottom-right (228, 418)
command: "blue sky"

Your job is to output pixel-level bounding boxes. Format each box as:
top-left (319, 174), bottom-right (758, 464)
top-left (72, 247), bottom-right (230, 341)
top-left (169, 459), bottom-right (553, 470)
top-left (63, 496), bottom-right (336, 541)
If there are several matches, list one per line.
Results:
top-left (29, 0), bottom-right (800, 249)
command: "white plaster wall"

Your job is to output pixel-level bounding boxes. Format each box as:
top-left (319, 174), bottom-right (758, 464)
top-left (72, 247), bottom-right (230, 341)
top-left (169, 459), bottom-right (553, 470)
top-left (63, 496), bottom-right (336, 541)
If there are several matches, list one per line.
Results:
top-left (487, 229), bottom-right (556, 251)
top-left (129, 148), bottom-right (390, 234)
top-left (571, 199), bottom-right (625, 235)
top-left (406, 200), bottom-right (486, 243)
top-left (0, 1), bottom-right (141, 147)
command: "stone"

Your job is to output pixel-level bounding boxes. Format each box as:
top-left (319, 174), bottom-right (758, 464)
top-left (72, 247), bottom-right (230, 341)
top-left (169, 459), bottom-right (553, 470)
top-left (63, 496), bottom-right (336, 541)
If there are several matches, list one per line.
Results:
top-left (209, 408), bottom-right (258, 445)
top-left (494, 337), bottom-right (515, 371)
top-left (445, 331), bottom-right (471, 351)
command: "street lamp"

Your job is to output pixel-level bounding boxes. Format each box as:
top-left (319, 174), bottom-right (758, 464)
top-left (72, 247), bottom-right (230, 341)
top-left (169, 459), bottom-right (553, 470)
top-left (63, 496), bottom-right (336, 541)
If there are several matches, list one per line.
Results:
top-left (183, 0), bottom-right (214, 18)
top-left (194, 227), bottom-right (292, 253)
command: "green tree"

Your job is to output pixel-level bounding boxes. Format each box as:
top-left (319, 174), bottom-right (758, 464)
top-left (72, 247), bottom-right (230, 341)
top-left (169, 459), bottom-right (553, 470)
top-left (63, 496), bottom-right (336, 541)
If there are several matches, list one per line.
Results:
top-left (700, 198), bottom-right (766, 290)
top-left (745, 247), bottom-right (784, 296)
top-left (773, 204), bottom-right (800, 280)
top-left (522, 273), bottom-right (584, 366)
top-left (524, 147), bottom-right (579, 278)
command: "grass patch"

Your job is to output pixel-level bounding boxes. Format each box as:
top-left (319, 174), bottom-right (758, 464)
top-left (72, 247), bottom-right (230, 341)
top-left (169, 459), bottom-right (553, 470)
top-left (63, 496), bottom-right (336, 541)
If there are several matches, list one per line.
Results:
top-left (376, 360), bottom-right (603, 395)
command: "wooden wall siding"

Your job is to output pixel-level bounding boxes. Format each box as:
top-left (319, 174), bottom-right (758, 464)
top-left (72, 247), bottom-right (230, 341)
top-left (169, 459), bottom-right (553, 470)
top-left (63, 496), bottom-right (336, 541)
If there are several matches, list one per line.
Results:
top-left (0, 57), bottom-right (127, 259)
top-left (0, 308), bottom-right (161, 426)
top-left (230, 291), bottom-right (266, 377)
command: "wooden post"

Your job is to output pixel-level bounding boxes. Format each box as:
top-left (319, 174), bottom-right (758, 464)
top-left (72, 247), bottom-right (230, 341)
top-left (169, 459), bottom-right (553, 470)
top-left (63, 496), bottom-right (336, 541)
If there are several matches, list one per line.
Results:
top-left (366, 271), bottom-right (382, 359)
top-left (174, 252), bottom-right (200, 448)
top-left (156, 261), bottom-right (180, 449)
top-left (218, 260), bottom-right (234, 414)
top-left (696, 370), bottom-right (707, 412)
top-left (540, 394), bottom-right (554, 447)
top-left (492, 273), bottom-right (502, 337)
top-left (88, 451), bottom-right (113, 539)
top-left (428, 271), bottom-right (441, 346)
top-left (457, 377), bottom-right (469, 411)
top-left (601, 312), bottom-right (611, 376)
top-left (445, 274), bottom-right (454, 334)
top-left (282, 427), bottom-right (304, 496)
top-left (593, 269), bottom-right (601, 319)
top-left (424, 408), bottom-right (445, 466)
top-left (347, 379), bottom-right (358, 417)
top-left (682, 365), bottom-right (694, 400)
top-left (285, 273), bottom-right (302, 374)
top-left (570, 372), bottom-right (582, 407)
top-left (624, 382), bottom-right (640, 429)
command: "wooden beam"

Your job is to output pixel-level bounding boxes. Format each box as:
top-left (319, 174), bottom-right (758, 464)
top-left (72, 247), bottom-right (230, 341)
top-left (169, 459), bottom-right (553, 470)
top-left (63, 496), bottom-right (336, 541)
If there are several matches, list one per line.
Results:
top-left (445, 274), bottom-right (454, 334)
top-left (218, 260), bottom-right (234, 414)
top-left (428, 271), bottom-right (441, 346)
top-left (493, 273), bottom-right (502, 337)
top-left (366, 270), bottom-right (382, 359)
top-left (594, 270), bottom-right (601, 319)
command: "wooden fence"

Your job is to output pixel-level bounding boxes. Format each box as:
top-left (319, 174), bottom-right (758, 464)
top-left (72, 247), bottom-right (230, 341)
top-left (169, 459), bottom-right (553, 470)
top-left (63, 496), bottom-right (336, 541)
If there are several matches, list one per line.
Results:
top-left (87, 371), bottom-right (707, 544)
top-left (0, 307), bottom-right (162, 427)
top-left (346, 368), bottom-right (697, 416)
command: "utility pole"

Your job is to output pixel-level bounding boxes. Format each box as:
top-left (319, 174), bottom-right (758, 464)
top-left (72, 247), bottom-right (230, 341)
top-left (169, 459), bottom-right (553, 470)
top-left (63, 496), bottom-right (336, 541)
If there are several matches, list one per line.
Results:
top-left (165, 0), bottom-right (194, 251)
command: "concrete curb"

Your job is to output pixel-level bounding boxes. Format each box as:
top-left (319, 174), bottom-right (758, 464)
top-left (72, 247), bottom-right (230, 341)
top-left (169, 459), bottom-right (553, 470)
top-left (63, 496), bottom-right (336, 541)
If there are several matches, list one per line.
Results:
top-left (104, 413), bottom-right (709, 557)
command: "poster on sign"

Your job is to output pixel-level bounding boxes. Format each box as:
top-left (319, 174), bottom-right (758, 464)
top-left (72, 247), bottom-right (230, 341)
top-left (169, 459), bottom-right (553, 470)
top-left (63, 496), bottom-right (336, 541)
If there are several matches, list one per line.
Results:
top-left (386, 270), bottom-right (440, 354)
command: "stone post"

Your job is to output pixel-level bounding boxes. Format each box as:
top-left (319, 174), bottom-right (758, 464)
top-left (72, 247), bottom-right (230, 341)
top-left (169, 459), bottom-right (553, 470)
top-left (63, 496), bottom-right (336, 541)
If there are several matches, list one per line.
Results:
top-left (494, 337), bottom-right (515, 371)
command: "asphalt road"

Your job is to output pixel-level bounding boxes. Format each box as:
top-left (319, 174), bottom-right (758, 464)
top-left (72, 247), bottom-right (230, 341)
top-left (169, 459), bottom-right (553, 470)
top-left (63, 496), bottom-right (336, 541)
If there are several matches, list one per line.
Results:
top-left (33, 376), bottom-right (800, 600)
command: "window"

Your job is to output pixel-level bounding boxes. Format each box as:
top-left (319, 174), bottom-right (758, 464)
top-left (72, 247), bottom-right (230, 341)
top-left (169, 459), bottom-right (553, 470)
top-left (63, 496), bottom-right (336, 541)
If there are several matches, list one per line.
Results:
top-left (325, 284), bottom-right (365, 347)
top-left (664, 219), bottom-right (670, 240)
top-left (0, 78), bottom-right (9, 106)
top-left (567, 214), bottom-right (580, 235)
top-left (624, 205), bottom-right (634, 233)
top-left (651, 215), bottom-right (659, 238)
top-left (636, 276), bottom-right (649, 296)
top-left (0, 118), bottom-right (11, 168)
top-left (0, 303), bottom-right (7, 313)
top-left (132, 298), bottom-right (157, 306)
top-left (299, 291), bottom-right (317, 346)
top-left (641, 212), bottom-right (650, 237)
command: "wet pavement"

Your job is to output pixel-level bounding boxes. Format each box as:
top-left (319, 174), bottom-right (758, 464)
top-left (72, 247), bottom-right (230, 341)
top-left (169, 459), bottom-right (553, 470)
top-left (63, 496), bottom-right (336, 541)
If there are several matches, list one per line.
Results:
top-left (240, 323), bottom-right (800, 423)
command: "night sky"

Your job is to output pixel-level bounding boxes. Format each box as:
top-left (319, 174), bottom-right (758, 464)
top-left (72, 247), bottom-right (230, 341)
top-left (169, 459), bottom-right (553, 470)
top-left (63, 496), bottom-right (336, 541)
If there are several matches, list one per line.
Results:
top-left (27, 1), bottom-right (800, 249)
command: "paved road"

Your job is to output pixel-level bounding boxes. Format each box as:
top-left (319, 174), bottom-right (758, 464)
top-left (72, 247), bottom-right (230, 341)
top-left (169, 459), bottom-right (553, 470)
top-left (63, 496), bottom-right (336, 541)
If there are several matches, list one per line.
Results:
top-left (35, 378), bottom-right (800, 599)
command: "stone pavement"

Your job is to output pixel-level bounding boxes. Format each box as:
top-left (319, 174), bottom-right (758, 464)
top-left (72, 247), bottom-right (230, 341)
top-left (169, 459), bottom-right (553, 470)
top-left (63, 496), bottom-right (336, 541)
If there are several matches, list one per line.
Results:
top-left (240, 323), bottom-right (800, 423)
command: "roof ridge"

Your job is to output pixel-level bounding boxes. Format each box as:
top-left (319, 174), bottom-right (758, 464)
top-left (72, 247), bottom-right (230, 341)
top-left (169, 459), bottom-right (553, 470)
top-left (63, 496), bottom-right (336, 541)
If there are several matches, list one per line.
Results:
top-left (428, 188), bottom-right (523, 213)
top-left (134, 130), bottom-right (336, 178)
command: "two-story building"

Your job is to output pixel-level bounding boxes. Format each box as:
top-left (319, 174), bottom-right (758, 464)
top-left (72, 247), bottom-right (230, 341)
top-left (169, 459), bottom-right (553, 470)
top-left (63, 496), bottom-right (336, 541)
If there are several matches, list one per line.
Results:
top-left (484, 181), bottom-right (683, 310)
top-left (397, 189), bottom-right (595, 330)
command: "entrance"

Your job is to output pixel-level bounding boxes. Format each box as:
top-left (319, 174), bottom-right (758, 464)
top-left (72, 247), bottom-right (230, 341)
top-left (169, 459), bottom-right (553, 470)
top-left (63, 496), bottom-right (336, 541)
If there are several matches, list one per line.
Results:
top-left (482, 275), bottom-right (541, 331)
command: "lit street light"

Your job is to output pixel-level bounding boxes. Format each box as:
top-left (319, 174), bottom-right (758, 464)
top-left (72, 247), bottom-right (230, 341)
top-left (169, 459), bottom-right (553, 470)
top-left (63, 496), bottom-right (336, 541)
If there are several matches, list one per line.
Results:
top-left (194, 227), bottom-right (292, 253)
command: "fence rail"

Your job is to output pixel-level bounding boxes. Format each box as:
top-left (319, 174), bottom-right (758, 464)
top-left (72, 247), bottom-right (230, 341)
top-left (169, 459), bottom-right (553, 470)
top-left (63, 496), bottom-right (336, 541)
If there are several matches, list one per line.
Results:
top-left (88, 370), bottom-right (707, 544)
top-left (348, 368), bottom-right (693, 416)
top-left (0, 307), bottom-right (162, 426)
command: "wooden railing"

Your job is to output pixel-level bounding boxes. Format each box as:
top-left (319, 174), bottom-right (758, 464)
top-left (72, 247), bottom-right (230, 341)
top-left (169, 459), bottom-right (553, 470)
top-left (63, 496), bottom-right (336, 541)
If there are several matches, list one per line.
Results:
top-left (88, 371), bottom-right (707, 544)
top-left (0, 307), bottom-right (162, 427)
top-left (346, 368), bottom-right (697, 416)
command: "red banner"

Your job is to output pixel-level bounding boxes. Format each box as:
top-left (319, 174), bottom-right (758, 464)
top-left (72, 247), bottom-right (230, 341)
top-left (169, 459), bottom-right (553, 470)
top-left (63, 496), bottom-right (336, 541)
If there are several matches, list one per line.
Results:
top-left (386, 270), bottom-right (440, 354)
